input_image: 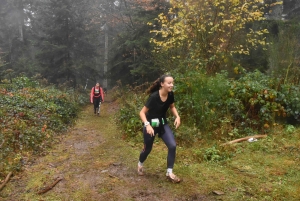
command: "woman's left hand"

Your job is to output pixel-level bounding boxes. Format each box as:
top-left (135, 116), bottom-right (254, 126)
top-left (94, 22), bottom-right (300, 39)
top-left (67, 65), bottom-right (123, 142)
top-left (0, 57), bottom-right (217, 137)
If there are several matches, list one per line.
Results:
top-left (174, 117), bottom-right (180, 129)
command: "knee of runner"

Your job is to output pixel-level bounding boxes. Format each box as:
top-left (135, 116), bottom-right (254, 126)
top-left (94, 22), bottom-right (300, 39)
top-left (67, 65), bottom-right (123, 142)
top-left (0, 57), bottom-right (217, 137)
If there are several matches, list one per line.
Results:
top-left (168, 143), bottom-right (176, 151)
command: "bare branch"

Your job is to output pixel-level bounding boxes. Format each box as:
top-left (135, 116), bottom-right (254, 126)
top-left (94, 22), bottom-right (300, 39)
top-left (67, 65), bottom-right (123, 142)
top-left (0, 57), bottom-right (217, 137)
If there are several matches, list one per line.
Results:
top-left (221, 135), bottom-right (268, 146)
top-left (37, 177), bottom-right (63, 195)
top-left (0, 172), bottom-right (13, 191)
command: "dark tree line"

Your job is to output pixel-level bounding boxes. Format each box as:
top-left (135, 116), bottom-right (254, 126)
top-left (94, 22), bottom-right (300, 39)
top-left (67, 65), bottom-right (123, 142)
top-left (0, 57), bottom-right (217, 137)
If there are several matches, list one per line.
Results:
top-left (0, 0), bottom-right (170, 88)
top-left (0, 0), bottom-right (299, 88)
top-left (0, 0), bottom-right (109, 87)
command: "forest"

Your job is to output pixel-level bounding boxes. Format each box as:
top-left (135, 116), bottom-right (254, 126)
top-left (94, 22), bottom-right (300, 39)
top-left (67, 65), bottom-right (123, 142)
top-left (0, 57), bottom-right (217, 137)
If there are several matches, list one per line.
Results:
top-left (0, 0), bottom-right (300, 200)
top-left (0, 0), bottom-right (299, 87)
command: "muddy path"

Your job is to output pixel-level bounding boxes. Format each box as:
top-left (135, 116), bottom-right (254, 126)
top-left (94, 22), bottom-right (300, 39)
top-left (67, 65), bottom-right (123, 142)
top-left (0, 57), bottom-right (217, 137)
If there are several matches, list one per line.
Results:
top-left (1, 96), bottom-right (214, 201)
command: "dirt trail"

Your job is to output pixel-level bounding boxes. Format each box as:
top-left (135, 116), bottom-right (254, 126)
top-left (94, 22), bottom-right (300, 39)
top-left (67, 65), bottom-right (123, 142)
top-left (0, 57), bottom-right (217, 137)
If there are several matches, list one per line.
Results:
top-left (2, 95), bottom-right (214, 201)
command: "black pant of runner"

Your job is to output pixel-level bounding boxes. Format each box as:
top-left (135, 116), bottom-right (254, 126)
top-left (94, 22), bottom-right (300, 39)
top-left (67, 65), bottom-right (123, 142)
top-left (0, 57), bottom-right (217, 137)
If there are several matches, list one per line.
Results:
top-left (93, 96), bottom-right (102, 114)
top-left (139, 124), bottom-right (176, 169)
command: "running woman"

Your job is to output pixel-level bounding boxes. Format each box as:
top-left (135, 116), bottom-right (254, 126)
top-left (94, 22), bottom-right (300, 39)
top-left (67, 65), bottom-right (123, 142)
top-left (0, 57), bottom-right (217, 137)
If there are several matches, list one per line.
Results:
top-left (90, 82), bottom-right (104, 115)
top-left (138, 74), bottom-right (181, 183)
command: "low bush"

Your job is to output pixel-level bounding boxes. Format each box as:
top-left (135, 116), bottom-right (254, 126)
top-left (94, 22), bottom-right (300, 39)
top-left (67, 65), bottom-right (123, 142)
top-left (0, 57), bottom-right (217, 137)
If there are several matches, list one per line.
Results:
top-left (172, 70), bottom-right (300, 140)
top-left (113, 83), bottom-right (147, 140)
top-left (0, 76), bottom-right (88, 175)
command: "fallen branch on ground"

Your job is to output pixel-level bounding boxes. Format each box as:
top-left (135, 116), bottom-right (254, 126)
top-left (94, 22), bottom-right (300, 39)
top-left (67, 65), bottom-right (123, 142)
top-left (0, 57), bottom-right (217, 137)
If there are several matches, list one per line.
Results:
top-left (0, 140), bottom-right (5, 149)
top-left (0, 172), bottom-right (13, 191)
top-left (37, 177), bottom-right (63, 195)
top-left (221, 135), bottom-right (268, 146)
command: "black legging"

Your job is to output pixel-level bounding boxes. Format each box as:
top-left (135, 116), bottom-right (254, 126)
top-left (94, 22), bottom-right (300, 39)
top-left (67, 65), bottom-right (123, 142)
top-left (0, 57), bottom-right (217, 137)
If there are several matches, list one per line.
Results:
top-left (139, 124), bottom-right (176, 169)
top-left (93, 97), bottom-right (102, 112)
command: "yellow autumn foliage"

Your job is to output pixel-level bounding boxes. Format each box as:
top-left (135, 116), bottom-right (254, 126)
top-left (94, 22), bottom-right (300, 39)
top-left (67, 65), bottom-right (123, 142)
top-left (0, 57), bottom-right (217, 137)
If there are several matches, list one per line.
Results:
top-left (150, 0), bottom-right (273, 72)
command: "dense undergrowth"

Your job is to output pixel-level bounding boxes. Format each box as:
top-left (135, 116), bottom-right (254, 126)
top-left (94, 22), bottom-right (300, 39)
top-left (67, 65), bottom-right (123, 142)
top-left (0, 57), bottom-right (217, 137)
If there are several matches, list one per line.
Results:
top-left (114, 70), bottom-right (300, 147)
top-left (0, 76), bottom-right (88, 177)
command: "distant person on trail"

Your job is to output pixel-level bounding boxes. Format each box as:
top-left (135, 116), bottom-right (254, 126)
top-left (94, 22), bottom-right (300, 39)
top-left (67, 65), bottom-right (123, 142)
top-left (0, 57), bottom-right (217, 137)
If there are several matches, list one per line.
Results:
top-left (137, 74), bottom-right (181, 183)
top-left (90, 82), bottom-right (104, 115)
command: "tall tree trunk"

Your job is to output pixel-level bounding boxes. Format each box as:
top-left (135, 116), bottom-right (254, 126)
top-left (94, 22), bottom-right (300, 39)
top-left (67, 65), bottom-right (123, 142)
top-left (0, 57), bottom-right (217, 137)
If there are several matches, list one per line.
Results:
top-left (16, 0), bottom-right (24, 42)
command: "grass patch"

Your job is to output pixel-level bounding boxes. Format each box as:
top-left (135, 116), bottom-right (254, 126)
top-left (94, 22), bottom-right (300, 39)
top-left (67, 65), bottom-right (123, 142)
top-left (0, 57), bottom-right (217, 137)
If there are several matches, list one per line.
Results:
top-left (125, 124), bottom-right (300, 200)
top-left (174, 128), bottom-right (300, 200)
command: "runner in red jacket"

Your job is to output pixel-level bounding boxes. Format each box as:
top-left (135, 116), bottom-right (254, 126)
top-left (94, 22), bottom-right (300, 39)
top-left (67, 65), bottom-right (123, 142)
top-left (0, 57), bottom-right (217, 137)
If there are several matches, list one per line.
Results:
top-left (90, 82), bottom-right (104, 115)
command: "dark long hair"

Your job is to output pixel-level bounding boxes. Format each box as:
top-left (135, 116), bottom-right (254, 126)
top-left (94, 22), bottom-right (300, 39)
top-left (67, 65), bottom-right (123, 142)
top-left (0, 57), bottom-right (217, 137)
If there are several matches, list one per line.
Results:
top-left (146, 74), bottom-right (172, 95)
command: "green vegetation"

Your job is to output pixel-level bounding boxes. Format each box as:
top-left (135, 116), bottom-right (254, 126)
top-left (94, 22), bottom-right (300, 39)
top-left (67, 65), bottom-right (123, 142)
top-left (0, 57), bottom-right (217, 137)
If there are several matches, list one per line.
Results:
top-left (115, 69), bottom-right (300, 142)
top-left (0, 76), bottom-right (88, 175)
top-left (1, 0), bottom-right (300, 200)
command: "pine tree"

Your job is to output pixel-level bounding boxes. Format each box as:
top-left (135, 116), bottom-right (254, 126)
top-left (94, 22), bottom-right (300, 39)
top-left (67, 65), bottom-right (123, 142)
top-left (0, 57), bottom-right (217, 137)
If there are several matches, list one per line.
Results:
top-left (31, 0), bottom-right (99, 86)
top-left (108, 0), bottom-right (171, 85)
top-left (0, 0), bottom-right (32, 79)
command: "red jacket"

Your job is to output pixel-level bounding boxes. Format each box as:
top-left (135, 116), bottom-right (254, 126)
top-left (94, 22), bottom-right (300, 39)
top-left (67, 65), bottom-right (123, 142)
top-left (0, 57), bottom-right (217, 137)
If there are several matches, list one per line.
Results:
top-left (90, 86), bottom-right (104, 103)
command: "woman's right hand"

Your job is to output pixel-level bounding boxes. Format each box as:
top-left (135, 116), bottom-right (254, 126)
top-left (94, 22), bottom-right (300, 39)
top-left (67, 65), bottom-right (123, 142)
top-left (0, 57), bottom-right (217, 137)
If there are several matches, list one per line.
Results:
top-left (140, 106), bottom-right (154, 136)
top-left (146, 125), bottom-right (155, 136)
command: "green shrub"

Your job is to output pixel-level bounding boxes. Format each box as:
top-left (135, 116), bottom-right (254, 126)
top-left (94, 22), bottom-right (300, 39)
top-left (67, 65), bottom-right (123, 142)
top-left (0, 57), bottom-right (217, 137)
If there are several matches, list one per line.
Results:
top-left (203, 146), bottom-right (222, 162)
top-left (278, 85), bottom-right (300, 123)
top-left (0, 76), bottom-right (87, 175)
top-left (230, 70), bottom-right (300, 132)
top-left (173, 70), bottom-right (233, 138)
top-left (114, 84), bottom-right (146, 139)
top-left (228, 70), bottom-right (282, 132)
top-left (173, 70), bottom-right (299, 139)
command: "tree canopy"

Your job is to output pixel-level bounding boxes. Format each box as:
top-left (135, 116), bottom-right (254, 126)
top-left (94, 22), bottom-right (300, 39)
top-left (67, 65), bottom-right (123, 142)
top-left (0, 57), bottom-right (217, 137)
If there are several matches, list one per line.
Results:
top-left (0, 0), bottom-right (298, 87)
